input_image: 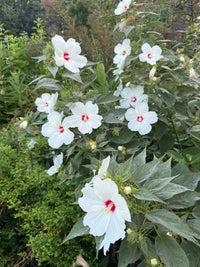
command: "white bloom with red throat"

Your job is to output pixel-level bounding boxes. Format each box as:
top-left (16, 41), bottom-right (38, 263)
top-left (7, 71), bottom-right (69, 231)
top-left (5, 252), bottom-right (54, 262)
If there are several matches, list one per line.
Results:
top-left (35, 92), bottom-right (58, 114)
top-left (114, 0), bottom-right (131, 15)
top-left (52, 35), bottom-right (87, 73)
top-left (120, 84), bottom-right (148, 108)
top-left (113, 39), bottom-right (131, 68)
top-left (139, 43), bottom-right (163, 65)
top-left (65, 101), bottom-right (103, 134)
top-left (125, 103), bottom-right (158, 135)
top-left (78, 177), bottom-right (131, 255)
top-left (41, 111), bottom-right (74, 149)
top-left (47, 152), bottom-right (63, 176)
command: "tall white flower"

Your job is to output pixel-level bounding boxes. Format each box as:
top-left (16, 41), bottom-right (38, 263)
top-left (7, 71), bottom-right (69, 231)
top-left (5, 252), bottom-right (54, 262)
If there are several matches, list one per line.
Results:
top-left (114, 0), bottom-right (131, 15)
top-left (47, 152), bottom-right (63, 176)
top-left (78, 177), bottom-right (131, 255)
top-left (125, 103), bottom-right (158, 135)
top-left (65, 101), bottom-right (103, 135)
top-left (113, 39), bottom-right (131, 68)
top-left (120, 84), bottom-right (148, 108)
top-left (139, 43), bottom-right (163, 65)
top-left (41, 111), bottom-right (74, 149)
top-left (52, 35), bottom-right (87, 73)
top-left (35, 92), bottom-right (58, 113)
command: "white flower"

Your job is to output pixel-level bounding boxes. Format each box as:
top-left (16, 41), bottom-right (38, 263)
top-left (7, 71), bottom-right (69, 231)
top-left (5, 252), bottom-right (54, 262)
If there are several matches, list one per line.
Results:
top-left (189, 67), bottom-right (198, 79)
top-left (113, 39), bottom-right (131, 68)
top-left (98, 156), bottom-right (110, 178)
top-left (125, 103), bottom-right (158, 135)
top-left (120, 84), bottom-right (148, 108)
top-left (27, 138), bottom-right (37, 149)
top-left (35, 92), bottom-right (58, 113)
top-left (41, 111), bottom-right (74, 149)
top-left (47, 152), bottom-right (63, 176)
top-left (149, 66), bottom-right (156, 81)
top-left (65, 101), bottom-right (103, 134)
top-left (78, 178), bottom-right (131, 255)
top-left (19, 120), bottom-right (28, 129)
top-left (52, 35), bottom-right (87, 73)
top-left (114, 0), bottom-right (131, 15)
top-left (139, 43), bottom-right (163, 65)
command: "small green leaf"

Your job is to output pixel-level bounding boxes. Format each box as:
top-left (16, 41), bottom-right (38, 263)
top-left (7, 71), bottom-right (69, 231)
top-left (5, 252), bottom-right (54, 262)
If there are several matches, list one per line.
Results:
top-left (48, 66), bottom-right (58, 78)
top-left (62, 216), bottom-right (89, 243)
top-left (94, 94), bottom-right (120, 104)
top-left (63, 72), bottom-right (83, 83)
top-left (155, 235), bottom-right (189, 267)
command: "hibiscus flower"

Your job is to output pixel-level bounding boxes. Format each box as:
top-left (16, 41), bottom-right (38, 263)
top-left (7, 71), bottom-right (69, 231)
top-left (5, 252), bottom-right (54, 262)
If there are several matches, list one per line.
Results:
top-left (65, 101), bottom-right (103, 134)
top-left (125, 103), bottom-right (158, 135)
top-left (114, 0), bottom-right (131, 15)
top-left (113, 39), bottom-right (131, 68)
top-left (139, 43), bottom-right (163, 65)
top-left (47, 152), bottom-right (63, 176)
top-left (41, 111), bottom-right (74, 148)
top-left (78, 177), bottom-right (131, 255)
top-left (120, 84), bottom-right (148, 108)
top-left (52, 35), bottom-right (87, 73)
top-left (35, 92), bottom-right (58, 113)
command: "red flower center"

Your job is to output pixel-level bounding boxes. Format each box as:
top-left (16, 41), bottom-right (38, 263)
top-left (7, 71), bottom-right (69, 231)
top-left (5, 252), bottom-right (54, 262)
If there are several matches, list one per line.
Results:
top-left (137, 116), bottom-right (144, 122)
top-left (123, 5), bottom-right (127, 10)
top-left (122, 50), bottom-right (126, 56)
top-left (104, 200), bottom-right (116, 213)
top-left (64, 52), bottom-right (70, 61)
top-left (82, 114), bottom-right (89, 122)
top-left (131, 96), bottom-right (137, 102)
top-left (59, 126), bottom-right (64, 133)
top-left (45, 102), bottom-right (48, 107)
top-left (147, 53), bottom-right (152, 59)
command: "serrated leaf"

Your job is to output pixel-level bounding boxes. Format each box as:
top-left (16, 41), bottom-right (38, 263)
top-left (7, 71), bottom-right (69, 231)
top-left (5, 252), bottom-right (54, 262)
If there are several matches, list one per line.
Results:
top-left (62, 216), bottom-right (89, 243)
top-left (155, 235), bottom-right (189, 267)
top-left (130, 148), bottom-right (146, 172)
top-left (117, 156), bottom-right (133, 179)
top-left (118, 239), bottom-right (141, 267)
top-left (134, 188), bottom-right (166, 203)
top-left (166, 191), bottom-right (200, 209)
top-left (145, 209), bottom-right (197, 244)
top-left (155, 182), bottom-right (191, 200)
top-left (143, 176), bottom-right (176, 193)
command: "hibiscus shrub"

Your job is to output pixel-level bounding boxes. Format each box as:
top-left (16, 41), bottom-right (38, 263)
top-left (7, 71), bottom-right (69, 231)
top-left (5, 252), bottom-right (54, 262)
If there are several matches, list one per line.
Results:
top-left (4, 0), bottom-right (200, 266)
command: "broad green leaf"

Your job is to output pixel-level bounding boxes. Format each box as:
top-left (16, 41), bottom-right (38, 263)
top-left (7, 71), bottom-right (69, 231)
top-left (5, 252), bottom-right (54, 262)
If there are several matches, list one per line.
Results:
top-left (182, 242), bottom-right (200, 267)
top-left (139, 237), bottom-right (156, 258)
top-left (107, 158), bottom-right (119, 177)
top-left (94, 94), bottom-right (120, 104)
top-left (145, 209), bottom-right (197, 244)
top-left (34, 78), bottom-right (61, 90)
top-left (167, 191), bottom-right (200, 209)
top-left (103, 113), bottom-right (122, 124)
top-left (155, 235), bottom-right (189, 267)
top-left (143, 176), bottom-right (175, 193)
top-left (108, 128), bottom-right (135, 144)
top-left (133, 188), bottom-right (166, 203)
top-left (118, 239), bottom-right (141, 267)
top-left (62, 216), bottom-right (89, 243)
top-left (130, 158), bottom-right (161, 183)
top-left (117, 156), bottom-right (133, 177)
top-left (130, 148), bottom-right (146, 172)
top-left (96, 63), bottom-right (107, 86)
top-left (189, 125), bottom-right (200, 141)
top-left (155, 182), bottom-right (190, 200)
top-left (187, 219), bottom-right (200, 239)
top-left (159, 133), bottom-right (175, 153)
top-left (63, 72), bottom-right (83, 83)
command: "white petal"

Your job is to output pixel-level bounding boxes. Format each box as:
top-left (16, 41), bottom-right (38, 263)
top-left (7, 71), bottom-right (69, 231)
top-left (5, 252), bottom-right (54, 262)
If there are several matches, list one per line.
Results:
top-left (65, 38), bottom-right (81, 55)
top-left (52, 35), bottom-right (66, 51)
top-left (143, 111), bottom-right (158, 124)
top-left (71, 55), bottom-right (87, 68)
top-left (71, 102), bottom-right (85, 115)
top-left (139, 52), bottom-right (148, 62)
top-left (53, 152), bottom-right (63, 167)
top-left (41, 122), bottom-right (57, 137)
top-left (47, 165), bottom-right (58, 176)
top-left (125, 108), bottom-right (137, 122)
top-left (94, 178), bottom-right (119, 201)
top-left (63, 115), bottom-right (81, 128)
top-left (98, 156), bottom-right (110, 178)
top-left (127, 121), bottom-right (140, 132)
top-left (141, 43), bottom-right (151, 53)
top-left (85, 101), bottom-right (98, 115)
top-left (48, 132), bottom-right (64, 148)
top-left (78, 121), bottom-right (93, 134)
top-left (151, 45), bottom-right (162, 56)
top-left (138, 121), bottom-right (152, 135)
top-left (61, 129), bottom-right (74, 145)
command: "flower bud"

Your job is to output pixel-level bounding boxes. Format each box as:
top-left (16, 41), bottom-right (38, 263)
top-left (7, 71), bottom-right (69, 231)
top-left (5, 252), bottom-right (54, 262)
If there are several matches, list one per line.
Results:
top-left (151, 258), bottom-right (159, 266)
top-left (126, 228), bottom-right (133, 235)
top-left (118, 146), bottom-right (124, 151)
top-left (19, 120), bottom-right (28, 129)
top-left (124, 186), bottom-right (132, 195)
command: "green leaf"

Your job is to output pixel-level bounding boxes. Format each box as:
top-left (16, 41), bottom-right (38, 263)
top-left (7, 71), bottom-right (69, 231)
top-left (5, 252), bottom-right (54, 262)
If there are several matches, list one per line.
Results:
top-left (96, 63), bottom-right (107, 86)
top-left (63, 72), bottom-right (83, 83)
top-left (182, 242), bottom-right (200, 267)
top-left (62, 216), bottom-right (89, 243)
top-left (143, 176), bottom-right (175, 193)
top-left (139, 237), bottom-right (156, 258)
top-left (145, 209), bottom-right (197, 244)
top-left (94, 94), bottom-right (120, 104)
top-left (130, 148), bottom-right (146, 172)
top-left (130, 158), bottom-right (161, 183)
top-left (155, 183), bottom-right (191, 200)
top-left (166, 191), bottom-right (200, 209)
top-left (48, 66), bottom-right (58, 78)
top-left (159, 133), bottom-right (175, 153)
top-left (108, 128), bottom-right (135, 144)
top-left (155, 235), bottom-right (189, 267)
top-left (189, 125), bottom-right (200, 142)
top-left (117, 156), bottom-right (133, 177)
top-left (118, 239), bottom-right (141, 267)
top-left (103, 113), bottom-right (122, 124)
top-left (133, 188), bottom-right (166, 203)
top-left (34, 78), bottom-right (61, 91)
top-left (187, 219), bottom-right (200, 239)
